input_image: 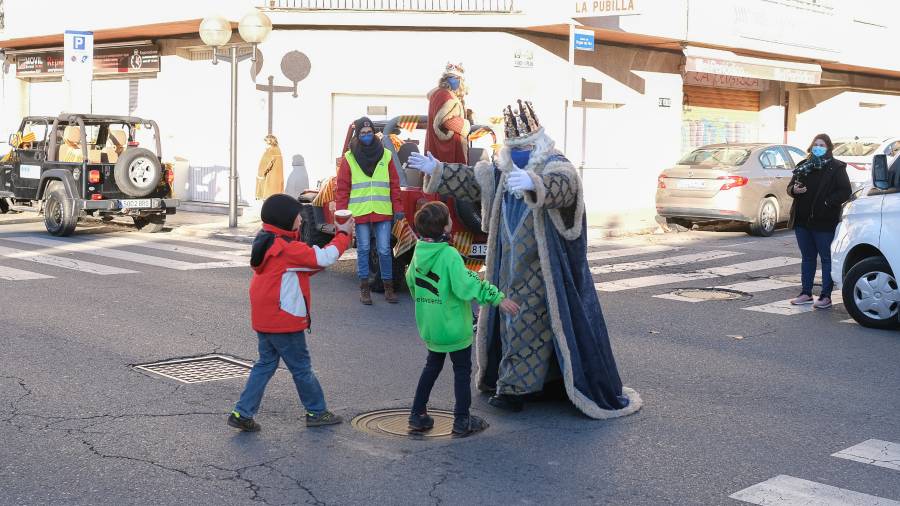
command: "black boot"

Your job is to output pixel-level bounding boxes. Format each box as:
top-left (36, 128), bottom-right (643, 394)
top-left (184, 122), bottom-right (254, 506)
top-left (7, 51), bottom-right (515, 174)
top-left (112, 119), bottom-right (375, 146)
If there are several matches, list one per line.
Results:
top-left (488, 393), bottom-right (524, 412)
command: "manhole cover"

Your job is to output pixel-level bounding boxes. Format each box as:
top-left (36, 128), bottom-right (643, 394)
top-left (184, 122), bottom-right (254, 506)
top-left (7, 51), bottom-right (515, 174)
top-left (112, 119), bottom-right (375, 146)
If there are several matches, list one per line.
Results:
top-left (351, 409), bottom-right (487, 440)
top-left (770, 273), bottom-right (821, 286)
top-left (134, 355), bottom-right (253, 384)
top-left (671, 288), bottom-right (748, 301)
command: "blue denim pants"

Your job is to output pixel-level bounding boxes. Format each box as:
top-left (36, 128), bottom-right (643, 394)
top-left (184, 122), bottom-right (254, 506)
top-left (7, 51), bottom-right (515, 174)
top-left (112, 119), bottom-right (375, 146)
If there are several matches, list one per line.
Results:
top-left (355, 220), bottom-right (393, 281)
top-left (794, 225), bottom-right (835, 298)
top-left (234, 331), bottom-right (327, 418)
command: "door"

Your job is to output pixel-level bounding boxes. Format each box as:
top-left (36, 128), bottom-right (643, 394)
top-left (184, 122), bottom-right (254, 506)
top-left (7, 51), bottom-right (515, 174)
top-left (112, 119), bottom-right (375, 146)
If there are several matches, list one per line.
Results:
top-left (760, 146), bottom-right (794, 218)
top-left (12, 119), bottom-right (53, 199)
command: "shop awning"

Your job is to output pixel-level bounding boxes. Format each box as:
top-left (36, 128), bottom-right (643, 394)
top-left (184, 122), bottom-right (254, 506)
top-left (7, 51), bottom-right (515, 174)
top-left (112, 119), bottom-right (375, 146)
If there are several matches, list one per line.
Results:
top-left (0, 19), bottom-right (209, 51)
top-left (684, 46), bottom-right (822, 85)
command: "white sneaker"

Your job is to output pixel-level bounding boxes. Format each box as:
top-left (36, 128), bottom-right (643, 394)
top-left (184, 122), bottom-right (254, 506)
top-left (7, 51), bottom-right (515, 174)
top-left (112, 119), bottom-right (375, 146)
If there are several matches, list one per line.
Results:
top-left (790, 294), bottom-right (814, 305)
top-left (813, 297), bottom-right (833, 309)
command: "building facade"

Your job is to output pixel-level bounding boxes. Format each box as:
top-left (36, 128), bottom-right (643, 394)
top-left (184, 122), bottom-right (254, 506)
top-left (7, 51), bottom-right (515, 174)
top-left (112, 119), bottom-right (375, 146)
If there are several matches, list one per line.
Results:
top-left (1, 0), bottom-right (898, 225)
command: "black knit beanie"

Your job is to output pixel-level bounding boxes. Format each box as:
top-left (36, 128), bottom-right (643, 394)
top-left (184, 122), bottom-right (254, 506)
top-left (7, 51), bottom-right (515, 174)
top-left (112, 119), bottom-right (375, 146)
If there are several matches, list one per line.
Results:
top-left (354, 116), bottom-right (374, 136)
top-left (261, 193), bottom-right (302, 231)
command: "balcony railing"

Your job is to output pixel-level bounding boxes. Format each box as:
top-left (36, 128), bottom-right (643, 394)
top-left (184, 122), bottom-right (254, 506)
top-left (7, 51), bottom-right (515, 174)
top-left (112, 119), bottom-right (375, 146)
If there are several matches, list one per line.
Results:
top-left (262, 0), bottom-right (516, 13)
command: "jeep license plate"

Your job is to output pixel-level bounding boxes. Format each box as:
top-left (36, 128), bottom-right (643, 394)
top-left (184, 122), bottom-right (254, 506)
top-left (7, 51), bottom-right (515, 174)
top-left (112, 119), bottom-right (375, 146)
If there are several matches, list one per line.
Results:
top-left (470, 244), bottom-right (488, 257)
top-left (119, 199), bottom-right (152, 209)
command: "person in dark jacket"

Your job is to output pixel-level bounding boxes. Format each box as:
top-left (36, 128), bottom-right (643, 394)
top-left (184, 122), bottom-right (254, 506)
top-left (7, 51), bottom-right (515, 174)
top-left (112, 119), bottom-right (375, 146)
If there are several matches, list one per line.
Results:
top-left (786, 133), bottom-right (852, 309)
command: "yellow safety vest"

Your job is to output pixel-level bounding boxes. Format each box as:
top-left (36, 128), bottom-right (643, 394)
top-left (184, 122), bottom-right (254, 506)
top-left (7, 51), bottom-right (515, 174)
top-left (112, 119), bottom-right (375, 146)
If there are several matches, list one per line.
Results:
top-left (346, 149), bottom-right (393, 217)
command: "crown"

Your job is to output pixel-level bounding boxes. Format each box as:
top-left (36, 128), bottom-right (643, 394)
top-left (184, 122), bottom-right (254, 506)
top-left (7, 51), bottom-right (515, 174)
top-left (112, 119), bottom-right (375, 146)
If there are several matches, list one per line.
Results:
top-left (503, 99), bottom-right (541, 141)
top-left (443, 62), bottom-right (465, 78)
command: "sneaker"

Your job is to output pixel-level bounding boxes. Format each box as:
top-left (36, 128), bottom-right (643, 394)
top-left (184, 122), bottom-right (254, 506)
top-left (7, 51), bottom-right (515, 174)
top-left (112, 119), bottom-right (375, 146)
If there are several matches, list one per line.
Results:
top-left (306, 410), bottom-right (343, 427)
top-left (488, 394), bottom-right (524, 412)
top-left (452, 415), bottom-right (486, 436)
top-left (790, 294), bottom-right (814, 305)
top-left (408, 412), bottom-right (435, 432)
top-left (813, 296), bottom-right (833, 309)
top-left (227, 411), bottom-right (261, 432)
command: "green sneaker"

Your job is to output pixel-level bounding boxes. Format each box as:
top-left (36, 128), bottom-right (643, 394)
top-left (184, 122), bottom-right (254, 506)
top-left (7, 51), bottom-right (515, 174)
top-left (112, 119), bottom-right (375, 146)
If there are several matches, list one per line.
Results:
top-left (227, 411), bottom-right (261, 432)
top-left (306, 410), bottom-right (343, 427)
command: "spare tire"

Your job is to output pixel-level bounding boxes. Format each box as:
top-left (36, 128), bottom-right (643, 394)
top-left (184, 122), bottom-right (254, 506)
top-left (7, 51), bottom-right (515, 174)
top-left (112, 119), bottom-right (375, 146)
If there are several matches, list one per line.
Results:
top-left (114, 148), bottom-right (163, 197)
top-left (454, 199), bottom-right (483, 233)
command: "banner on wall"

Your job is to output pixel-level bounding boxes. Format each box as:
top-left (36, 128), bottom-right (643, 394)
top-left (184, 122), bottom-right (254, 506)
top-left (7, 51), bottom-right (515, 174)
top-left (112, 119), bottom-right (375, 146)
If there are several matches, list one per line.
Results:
top-left (16, 44), bottom-right (160, 78)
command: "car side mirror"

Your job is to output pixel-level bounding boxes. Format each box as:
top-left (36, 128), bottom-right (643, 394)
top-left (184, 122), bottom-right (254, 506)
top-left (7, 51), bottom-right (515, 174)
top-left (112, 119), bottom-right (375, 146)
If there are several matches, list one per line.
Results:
top-left (872, 154), bottom-right (893, 189)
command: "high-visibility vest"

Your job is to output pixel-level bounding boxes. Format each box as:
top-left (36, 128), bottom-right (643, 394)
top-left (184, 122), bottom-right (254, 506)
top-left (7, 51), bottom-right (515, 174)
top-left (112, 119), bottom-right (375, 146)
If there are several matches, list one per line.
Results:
top-left (346, 149), bottom-right (393, 217)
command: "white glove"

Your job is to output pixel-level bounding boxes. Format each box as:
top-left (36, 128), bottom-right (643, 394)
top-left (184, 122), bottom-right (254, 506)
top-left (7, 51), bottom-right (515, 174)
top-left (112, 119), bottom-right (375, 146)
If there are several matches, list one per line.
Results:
top-left (506, 168), bottom-right (536, 194)
top-left (407, 151), bottom-right (440, 176)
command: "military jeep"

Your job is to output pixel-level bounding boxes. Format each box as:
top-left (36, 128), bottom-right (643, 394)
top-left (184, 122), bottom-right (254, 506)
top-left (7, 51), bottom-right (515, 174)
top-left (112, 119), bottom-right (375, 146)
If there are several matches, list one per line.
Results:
top-left (0, 114), bottom-right (178, 236)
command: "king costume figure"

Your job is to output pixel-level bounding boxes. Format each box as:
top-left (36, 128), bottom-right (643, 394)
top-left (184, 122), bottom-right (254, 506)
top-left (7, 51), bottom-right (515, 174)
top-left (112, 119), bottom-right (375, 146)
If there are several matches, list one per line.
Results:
top-left (425, 62), bottom-right (470, 165)
top-left (408, 100), bottom-right (641, 419)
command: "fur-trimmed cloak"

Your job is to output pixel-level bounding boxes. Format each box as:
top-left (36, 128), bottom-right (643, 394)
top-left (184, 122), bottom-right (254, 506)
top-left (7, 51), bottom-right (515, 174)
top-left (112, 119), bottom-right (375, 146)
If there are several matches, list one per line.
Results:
top-left (425, 87), bottom-right (470, 165)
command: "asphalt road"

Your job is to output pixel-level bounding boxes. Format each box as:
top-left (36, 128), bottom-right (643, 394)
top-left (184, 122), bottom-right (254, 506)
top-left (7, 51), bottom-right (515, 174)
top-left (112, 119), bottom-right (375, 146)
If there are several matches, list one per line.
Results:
top-left (1, 214), bottom-right (898, 505)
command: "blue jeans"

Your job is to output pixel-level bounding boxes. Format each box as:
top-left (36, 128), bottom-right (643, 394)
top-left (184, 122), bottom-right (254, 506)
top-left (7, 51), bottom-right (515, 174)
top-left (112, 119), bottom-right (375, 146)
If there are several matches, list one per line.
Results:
top-left (234, 331), bottom-right (327, 417)
top-left (356, 220), bottom-right (393, 281)
top-left (794, 225), bottom-right (835, 298)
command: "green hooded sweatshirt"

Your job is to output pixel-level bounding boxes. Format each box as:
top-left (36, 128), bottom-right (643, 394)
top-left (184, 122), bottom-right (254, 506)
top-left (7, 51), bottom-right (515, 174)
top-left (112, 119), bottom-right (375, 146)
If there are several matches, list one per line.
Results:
top-left (406, 240), bottom-right (505, 353)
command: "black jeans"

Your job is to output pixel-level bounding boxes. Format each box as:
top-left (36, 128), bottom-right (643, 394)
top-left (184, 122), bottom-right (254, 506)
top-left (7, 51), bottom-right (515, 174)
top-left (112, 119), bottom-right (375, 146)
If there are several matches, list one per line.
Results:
top-left (411, 346), bottom-right (472, 418)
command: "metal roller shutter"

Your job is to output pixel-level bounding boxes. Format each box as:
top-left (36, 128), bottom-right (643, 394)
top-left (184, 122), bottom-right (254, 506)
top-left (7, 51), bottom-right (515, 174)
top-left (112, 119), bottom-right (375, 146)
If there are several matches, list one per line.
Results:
top-left (684, 86), bottom-right (760, 111)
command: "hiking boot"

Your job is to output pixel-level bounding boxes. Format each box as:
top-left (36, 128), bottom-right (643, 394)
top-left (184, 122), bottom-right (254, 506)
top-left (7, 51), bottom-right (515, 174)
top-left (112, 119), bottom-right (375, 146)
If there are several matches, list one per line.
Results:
top-left (306, 410), bottom-right (343, 427)
top-left (408, 412), bottom-right (435, 432)
top-left (790, 294), bottom-right (814, 305)
top-left (360, 280), bottom-right (373, 305)
top-left (488, 394), bottom-right (524, 412)
top-left (227, 411), bottom-right (261, 432)
top-left (813, 296), bottom-right (833, 309)
top-left (384, 283), bottom-right (399, 304)
top-left (452, 415), bottom-right (486, 436)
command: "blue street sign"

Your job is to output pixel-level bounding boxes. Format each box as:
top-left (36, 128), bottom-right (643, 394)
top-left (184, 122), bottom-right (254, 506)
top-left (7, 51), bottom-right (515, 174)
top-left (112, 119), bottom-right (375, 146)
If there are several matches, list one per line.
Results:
top-left (574, 31), bottom-right (595, 51)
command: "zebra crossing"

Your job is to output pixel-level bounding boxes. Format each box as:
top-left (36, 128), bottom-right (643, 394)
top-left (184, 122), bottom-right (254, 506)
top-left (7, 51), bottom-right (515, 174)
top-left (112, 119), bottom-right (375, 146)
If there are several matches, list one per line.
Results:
top-left (589, 243), bottom-right (845, 316)
top-left (0, 232), bottom-right (250, 281)
top-left (730, 439), bottom-right (900, 504)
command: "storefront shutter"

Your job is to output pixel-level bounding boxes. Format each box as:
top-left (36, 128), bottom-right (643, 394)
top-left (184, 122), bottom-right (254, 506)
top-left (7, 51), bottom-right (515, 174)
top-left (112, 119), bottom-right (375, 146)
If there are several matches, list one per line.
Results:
top-left (683, 85), bottom-right (760, 112)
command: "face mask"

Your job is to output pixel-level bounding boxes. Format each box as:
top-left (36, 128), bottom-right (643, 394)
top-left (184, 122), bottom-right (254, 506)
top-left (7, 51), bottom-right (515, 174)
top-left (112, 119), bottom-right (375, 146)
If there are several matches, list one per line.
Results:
top-left (510, 148), bottom-right (532, 169)
top-left (359, 133), bottom-right (374, 146)
top-left (811, 146), bottom-right (827, 157)
top-left (447, 77), bottom-right (460, 91)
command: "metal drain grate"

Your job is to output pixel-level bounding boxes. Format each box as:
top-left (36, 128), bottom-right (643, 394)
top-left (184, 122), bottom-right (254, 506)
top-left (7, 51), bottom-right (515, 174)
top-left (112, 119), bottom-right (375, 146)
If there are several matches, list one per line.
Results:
top-left (671, 288), bottom-right (748, 301)
top-left (134, 355), bottom-right (253, 384)
top-left (352, 409), bottom-right (487, 440)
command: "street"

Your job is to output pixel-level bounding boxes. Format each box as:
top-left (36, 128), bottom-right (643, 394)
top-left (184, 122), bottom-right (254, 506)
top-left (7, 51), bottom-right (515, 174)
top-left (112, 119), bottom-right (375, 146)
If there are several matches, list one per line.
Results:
top-left (1, 213), bottom-right (898, 505)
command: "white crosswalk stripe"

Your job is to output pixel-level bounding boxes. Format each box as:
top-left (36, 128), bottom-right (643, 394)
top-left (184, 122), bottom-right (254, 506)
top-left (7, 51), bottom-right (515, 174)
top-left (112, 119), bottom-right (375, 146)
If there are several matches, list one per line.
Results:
top-left (0, 244), bottom-right (137, 275)
top-left (0, 265), bottom-right (54, 280)
top-left (595, 256), bottom-right (800, 292)
top-left (743, 292), bottom-right (843, 315)
top-left (585, 244), bottom-right (678, 261)
top-left (833, 439), bottom-right (900, 472)
top-left (590, 250), bottom-right (741, 274)
top-left (3, 236), bottom-right (245, 271)
top-left (730, 474), bottom-right (900, 505)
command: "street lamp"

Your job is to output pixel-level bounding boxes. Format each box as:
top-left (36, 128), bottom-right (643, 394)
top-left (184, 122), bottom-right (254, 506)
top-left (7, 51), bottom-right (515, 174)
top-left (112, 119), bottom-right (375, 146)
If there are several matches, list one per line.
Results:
top-left (200, 11), bottom-right (272, 228)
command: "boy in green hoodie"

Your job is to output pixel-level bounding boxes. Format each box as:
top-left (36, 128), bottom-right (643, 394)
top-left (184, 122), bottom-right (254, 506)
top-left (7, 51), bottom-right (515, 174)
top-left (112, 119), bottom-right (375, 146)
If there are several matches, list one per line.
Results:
top-left (406, 202), bottom-right (519, 435)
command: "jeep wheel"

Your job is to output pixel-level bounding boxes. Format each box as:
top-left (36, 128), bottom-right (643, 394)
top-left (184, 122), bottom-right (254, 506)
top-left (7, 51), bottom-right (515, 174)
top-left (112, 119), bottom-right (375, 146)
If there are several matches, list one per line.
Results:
top-left (43, 187), bottom-right (77, 236)
top-left (114, 148), bottom-right (163, 198)
top-left (299, 203), bottom-right (332, 247)
top-left (842, 257), bottom-right (900, 330)
top-left (133, 214), bottom-right (166, 233)
top-left (0, 198), bottom-right (9, 214)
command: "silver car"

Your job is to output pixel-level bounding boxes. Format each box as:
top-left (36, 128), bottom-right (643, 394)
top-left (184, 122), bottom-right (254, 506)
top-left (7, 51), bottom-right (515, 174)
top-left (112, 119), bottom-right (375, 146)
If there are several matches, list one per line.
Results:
top-left (655, 143), bottom-right (808, 237)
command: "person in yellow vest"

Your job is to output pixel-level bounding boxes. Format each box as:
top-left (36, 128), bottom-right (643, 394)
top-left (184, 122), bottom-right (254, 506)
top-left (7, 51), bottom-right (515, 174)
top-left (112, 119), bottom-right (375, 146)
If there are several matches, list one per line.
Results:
top-left (335, 117), bottom-right (404, 305)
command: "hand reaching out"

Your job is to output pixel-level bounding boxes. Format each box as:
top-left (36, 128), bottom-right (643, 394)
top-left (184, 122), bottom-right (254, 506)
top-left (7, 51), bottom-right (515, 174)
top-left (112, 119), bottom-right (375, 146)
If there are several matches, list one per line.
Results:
top-left (499, 298), bottom-right (520, 316)
top-left (792, 183), bottom-right (807, 194)
top-left (506, 168), bottom-right (536, 194)
top-left (408, 151), bottom-right (440, 176)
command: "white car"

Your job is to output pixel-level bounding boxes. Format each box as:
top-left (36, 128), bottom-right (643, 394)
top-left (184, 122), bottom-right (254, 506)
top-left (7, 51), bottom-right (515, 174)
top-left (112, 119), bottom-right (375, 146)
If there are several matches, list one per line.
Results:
top-left (832, 153), bottom-right (900, 329)
top-left (832, 136), bottom-right (900, 192)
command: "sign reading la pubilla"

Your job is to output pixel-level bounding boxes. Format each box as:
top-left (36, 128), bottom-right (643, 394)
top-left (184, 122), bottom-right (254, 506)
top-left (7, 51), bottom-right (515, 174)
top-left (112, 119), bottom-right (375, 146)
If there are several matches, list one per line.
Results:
top-left (574, 0), bottom-right (638, 17)
top-left (16, 45), bottom-right (160, 78)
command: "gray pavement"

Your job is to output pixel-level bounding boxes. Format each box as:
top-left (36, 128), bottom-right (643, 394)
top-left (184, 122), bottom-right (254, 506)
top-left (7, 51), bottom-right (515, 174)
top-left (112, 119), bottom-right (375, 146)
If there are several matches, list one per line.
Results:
top-left (1, 213), bottom-right (898, 505)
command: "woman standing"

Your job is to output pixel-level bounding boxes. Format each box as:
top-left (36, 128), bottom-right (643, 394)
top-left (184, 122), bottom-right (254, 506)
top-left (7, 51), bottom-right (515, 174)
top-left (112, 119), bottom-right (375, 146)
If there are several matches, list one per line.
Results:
top-left (335, 117), bottom-right (403, 305)
top-left (787, 134), bottom-right (852, 309)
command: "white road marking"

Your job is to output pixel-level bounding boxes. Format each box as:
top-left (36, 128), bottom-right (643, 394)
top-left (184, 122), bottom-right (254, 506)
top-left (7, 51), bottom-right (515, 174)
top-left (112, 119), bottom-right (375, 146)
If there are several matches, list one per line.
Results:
top-left (743, 293), bottom-right (844, 315)
top-left (585, 245), bottom-right (678, 262)
top-left (714, 278), bottom-right (798, 293)
top-left (833, 439), bottom-right (900, 472)
top-left (3, 236), bottom-right (245, 271)
top-left (595, 257), bottom-right (800, 292)
top-left (730, 475), bottom-right (900, 505)
top-left (591, 250), bottom-right (741, 274)
top-left (842, 318), bottom-right (858, 324)
top-left (0, 244), bottom-right (137, 275)
top-left (653, 292), bottom-right (706, 303)
top-left (0, 265), bottom-right (53, 281)
top-left (73, 235), bottom-right (249, 262)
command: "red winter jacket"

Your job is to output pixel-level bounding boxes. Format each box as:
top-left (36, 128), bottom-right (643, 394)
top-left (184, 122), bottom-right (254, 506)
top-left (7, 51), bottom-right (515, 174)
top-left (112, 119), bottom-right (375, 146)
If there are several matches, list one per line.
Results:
top-left (334, 155), bottom-right (402, 224)
top-left (249, 223), bottom-right (351, 333)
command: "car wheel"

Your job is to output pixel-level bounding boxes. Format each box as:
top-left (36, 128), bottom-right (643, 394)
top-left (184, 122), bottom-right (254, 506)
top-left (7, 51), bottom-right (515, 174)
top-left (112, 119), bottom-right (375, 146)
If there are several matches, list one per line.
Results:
top-left (748, 197), bottom-right (778, 237)
top-left (43, 186), bottom-right (77, 236)
top-left (0, 198), bottom-right (9, 214)
top-left (842, 257), bottom-right (900, 330)
top-left (133, 214), bottom-right (165, 233)
top-left (299, 203), bottom-right (332, 247)
top-left (454, 199), bottom-right (483, 234)
top-left (114, 148), bottom-right (163, 198)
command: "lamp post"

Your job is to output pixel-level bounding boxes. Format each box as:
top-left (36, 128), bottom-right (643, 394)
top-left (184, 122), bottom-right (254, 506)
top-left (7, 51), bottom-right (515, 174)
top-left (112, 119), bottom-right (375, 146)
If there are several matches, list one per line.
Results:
top-left (199, 11), bottom-right (272, 228)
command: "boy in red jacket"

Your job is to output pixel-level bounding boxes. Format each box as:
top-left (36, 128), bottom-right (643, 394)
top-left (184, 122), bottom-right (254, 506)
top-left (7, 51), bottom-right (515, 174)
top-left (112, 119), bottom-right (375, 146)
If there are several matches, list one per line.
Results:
top-left (228, 194), bottom-right (354, 432)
